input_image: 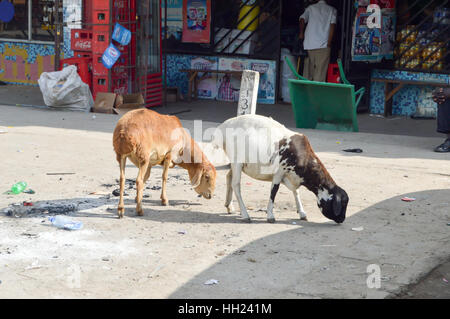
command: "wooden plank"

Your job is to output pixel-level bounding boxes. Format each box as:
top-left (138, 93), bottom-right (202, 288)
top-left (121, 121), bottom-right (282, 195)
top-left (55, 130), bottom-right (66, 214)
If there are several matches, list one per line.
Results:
top-left (384, 82), bottom-right (393, 117)
top-left (180, 69), bottom-right (243, 76)
top-left (237, 70), bottom-right (260, 116)
top-left (385, 83), bottom-right (405, 102)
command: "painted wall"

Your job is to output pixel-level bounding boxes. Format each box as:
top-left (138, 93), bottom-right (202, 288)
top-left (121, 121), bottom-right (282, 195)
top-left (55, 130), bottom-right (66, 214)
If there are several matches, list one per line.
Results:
top-left (165, 54), bottom-right (277, 104)
top-left (0, 42), bottom-right (55, 85)
top-left (370, 69), bottom-right (449, 117)
top-left (0, 0), bottom-right (78, 85)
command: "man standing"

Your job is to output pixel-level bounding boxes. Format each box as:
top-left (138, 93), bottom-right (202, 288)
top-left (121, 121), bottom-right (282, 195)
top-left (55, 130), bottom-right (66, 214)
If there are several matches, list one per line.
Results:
top-left (299, 0), bottom-right (337, 82)
top-left (432, 88), bottom-right (450, 153)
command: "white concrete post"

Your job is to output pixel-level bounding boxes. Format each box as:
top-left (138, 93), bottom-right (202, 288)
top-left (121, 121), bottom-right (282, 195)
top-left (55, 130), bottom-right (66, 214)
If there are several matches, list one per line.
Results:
top-left (237, 70), bottom-right (260, 116)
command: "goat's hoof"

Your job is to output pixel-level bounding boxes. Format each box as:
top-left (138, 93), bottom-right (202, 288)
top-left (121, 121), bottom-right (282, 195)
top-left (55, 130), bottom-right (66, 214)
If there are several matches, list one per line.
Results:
top-left (267, 218), bottom-right (276, 224)
top-left (118, 207), bottom-right (124, 219)
top-left (242, 218), bottom-right (252, 223)
top-left (300, 216), bottom-right (308, 221)
top-left (161, 199), bottom-right (169, 206)
top-left (226, 205), bottom-right (234, 214)
top-left (136, 209), bottom-right (144, 216)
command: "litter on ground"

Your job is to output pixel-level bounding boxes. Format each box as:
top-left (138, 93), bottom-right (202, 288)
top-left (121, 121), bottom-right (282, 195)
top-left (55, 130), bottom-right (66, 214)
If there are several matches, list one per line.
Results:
top-left (204, 279), bottom-right (219, 285)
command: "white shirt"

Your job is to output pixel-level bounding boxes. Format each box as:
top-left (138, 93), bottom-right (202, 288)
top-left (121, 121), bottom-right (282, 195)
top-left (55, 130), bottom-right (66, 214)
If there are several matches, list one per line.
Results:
top-left (300, 0), bottom-right (337, 50)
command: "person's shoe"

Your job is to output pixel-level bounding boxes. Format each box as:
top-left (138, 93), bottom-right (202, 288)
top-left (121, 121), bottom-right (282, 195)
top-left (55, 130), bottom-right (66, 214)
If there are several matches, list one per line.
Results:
top-left (434, 138), bottom-right (450, 152)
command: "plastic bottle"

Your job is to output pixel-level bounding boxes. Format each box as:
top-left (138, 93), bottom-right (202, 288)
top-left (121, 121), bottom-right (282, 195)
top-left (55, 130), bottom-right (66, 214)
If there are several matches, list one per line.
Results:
top-left (11, 181), bottom-right (27, 194)
top-left (48, 215), bottom-right (83, 230)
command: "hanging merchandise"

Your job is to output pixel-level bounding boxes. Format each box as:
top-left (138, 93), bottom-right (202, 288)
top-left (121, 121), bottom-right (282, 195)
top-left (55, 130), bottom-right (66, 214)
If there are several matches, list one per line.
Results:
top-left (102, 43), bottom-right (121, 69)
top-left (352, 8), bottom-right (382, 61)
top-left (380, 10), bottom-right (396, 59)
top-left (182, 0), bottom-right (211, 43)
top-left (352, 5), bottom-right (396, 62)
top-left (112, 23), bottom-right (132, 46)
top-left (237, 0), bottom-right (260, 31)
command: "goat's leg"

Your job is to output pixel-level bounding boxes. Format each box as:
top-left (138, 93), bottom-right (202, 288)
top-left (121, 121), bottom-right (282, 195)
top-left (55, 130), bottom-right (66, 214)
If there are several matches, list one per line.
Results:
top-left (224, 169), bottom-right (235, 214)
top-left (266, 178), bottom-right (282, 223)
top-left (230, 164), bottom-right (251, 222)
top-left (136, 160), bottom-right (150, 216)
top-left (160, 155), bottom-right (171, 206)
top-left (293, 188), bottom-right (308, 221)
top-left (282, 177), bottom-right (308, 221)
top-left (135, 165), bottom-right (151, 203)
top-left (117, 156), bottom-right (127, 218)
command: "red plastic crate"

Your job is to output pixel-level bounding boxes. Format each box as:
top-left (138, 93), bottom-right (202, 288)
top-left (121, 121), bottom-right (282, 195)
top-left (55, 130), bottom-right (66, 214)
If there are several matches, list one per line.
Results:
top-left (92, 54), bottom-right (107, 76)
top-left (72, 50), bottom-right (92, 59)
top-left (327, 63), bottom-right (340, 83)
top-left (93, 73), bottom-right (128, 94)
top-left (92, 30), bottom-right (110, 54)
top-left (93, 53), bottom-right (129, 76)
top-left (93, 10), bottom-right (110, 32)
top-left (92, 76), bottom-right (108, 100)
top-left (92, 0), bottom-right (110, 10)
top-left (112, 77), bottom-right (129, 95)
top-left (71, 29), bottom-right (93, 52)
top-left (59, 57), bottom-right (92, 87)
top-left (111, 61), bottom-right (129, 76)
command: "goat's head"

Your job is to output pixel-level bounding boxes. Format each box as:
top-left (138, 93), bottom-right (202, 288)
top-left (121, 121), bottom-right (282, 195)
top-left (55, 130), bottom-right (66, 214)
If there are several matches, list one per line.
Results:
top-left (190, 161), bottom-right (216, 199)
top-left (317, 185), bottom-right (349, 223)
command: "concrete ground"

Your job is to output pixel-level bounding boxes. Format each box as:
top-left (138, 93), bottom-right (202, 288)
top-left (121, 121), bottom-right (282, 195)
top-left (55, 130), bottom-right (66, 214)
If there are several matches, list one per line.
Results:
top-left (0, 85), bottom-right (449, 299)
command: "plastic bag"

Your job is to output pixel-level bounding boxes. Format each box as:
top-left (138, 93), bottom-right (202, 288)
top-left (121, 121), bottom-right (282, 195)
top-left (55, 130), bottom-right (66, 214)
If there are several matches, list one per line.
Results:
top-left (102, 43), bottom-right (121, 69)
top-left (38, 65), bottom-right (93, 112)
top-left (112, 23), bottom-right (131, 46)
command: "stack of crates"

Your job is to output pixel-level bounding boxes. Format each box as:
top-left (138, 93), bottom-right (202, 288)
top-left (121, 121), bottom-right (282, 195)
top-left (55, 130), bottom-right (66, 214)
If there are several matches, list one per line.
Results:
top-left (60, 28), bottom-right (93, 86)
top-left (90, 0), bottom-right (136, 99)
top-left (64, 0), bottom-right (136, 100)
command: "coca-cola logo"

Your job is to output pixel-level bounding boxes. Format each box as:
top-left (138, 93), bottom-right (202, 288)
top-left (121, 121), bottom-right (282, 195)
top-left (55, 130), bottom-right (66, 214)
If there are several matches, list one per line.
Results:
top-left (74, 40), bottom-right (91, 49)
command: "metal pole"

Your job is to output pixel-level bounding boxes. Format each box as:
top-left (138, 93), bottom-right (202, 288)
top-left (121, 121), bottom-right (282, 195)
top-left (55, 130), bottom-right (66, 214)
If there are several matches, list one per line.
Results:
top-left (164, 0), bottom-right (167, 107)
top-left (54, 0), bottom-right (62, 71)
top-left (108, 0), bottom-right (113, 92)
top-left (275, 0), bottom-right (282, 103)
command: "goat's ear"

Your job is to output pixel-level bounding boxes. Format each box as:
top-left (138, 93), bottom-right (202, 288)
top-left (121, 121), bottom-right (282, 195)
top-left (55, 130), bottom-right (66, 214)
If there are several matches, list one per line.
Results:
top-left (333, 194), bottom-right (342, 216)
top-left (190, 167), bottom-right (203, 188)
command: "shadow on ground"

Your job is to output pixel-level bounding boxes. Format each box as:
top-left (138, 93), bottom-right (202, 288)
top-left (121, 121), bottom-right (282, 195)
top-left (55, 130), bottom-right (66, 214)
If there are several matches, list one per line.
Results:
top-left (1, 189), bottom-right (448, 298)
top-left (162, 189), bottom-right (450, 299)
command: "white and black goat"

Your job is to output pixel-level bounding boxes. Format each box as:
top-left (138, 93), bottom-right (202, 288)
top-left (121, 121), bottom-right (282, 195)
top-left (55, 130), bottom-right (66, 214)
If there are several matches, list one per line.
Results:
top-left (211, 114), bottom-right (348, 223)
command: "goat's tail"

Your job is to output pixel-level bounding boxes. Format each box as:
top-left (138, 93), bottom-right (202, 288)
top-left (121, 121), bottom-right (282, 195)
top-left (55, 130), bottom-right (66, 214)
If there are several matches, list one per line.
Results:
top-left (113, 126), bottom-right (136, 157)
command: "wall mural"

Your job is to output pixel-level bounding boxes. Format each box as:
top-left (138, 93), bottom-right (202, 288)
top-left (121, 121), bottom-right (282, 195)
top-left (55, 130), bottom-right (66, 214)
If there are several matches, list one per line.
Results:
top-left (0, 42), bottom-right (55, 85)
top-left (0, 0), bottom-right (78, 85)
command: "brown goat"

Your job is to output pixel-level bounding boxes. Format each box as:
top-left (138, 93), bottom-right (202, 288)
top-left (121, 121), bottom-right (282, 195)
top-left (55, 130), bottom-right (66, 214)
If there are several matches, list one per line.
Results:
top-left (113, 108), bottom-right (216, 218)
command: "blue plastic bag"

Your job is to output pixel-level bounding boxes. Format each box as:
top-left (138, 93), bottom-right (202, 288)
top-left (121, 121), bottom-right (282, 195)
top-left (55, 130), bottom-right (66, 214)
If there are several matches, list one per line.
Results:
top-left (112, 23), bottom-right (132, 46)
top-left (102, 43), bottom-right (121, 69)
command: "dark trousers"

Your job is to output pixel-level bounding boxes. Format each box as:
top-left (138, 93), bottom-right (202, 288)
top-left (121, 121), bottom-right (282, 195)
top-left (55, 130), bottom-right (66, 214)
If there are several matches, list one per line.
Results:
top-left (437, 98), bottom-right (450, 134)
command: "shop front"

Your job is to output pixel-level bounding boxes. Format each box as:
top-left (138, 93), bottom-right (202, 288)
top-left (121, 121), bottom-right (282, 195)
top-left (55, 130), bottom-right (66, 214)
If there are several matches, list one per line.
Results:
top-left (162, 0), bottom-right (282, 105)
top-left (0, 0), bottom-right (65, 85)
top-left (2, 0), bottom-right (448, 118)
top-left (346, 0), bottom-right (450, 118)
